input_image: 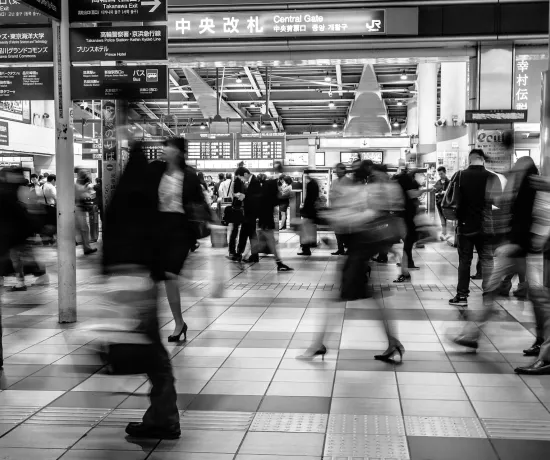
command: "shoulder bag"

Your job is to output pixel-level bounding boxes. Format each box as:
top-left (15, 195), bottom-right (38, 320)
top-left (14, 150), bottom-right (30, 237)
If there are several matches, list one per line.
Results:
top-left (441, 171), bottom-right (462, 221)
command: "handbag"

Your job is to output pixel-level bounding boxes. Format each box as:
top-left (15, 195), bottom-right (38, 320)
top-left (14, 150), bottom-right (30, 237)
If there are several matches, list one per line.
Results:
top-left (362, 213), bottom-right (406, 245)
top-left (188, 201), bottom-right (214, 240)
top-left (441, 171), bottom-right (462, 221)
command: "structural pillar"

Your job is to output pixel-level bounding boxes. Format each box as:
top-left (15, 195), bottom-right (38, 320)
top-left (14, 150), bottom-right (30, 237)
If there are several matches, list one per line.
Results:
top-left (54, 0), bottom-right (76, 323)
top-left (406, 101), bottom-right (418, 137)
top-left (308, 137), bottom-right (316, 168)
top-left (417, 63), bottom-right (438, 164)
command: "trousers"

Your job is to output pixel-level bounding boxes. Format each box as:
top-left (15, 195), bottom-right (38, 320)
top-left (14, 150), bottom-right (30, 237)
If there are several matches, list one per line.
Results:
top-left (456, 231), bottom-right (494, 296)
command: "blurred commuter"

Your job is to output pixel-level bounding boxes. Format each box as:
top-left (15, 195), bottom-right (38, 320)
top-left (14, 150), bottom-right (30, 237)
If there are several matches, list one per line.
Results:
top-left (102, 140), bottom-right (180, 439)
top-left (228, 174), bottom-right (245, 258)
top-left (75, 170), bottom-right (97, 255)
top-left (393, 168), bottom-right (423, 282)
top-left (213, 172), bottom-right (225, 200)
top-left (150, 137), bottom-right (206, 342)
top-left (257, 165), bottom-right (293, 271)
top-left (448, 149), bottom-right (501, 307)
top-left (298, 171), bottom-right (319, 256)
top-left (198, 172), bottom-right (212, 205)
top-left (218, 173), bottom-right (233, 201)
top-left (330, 163), bottom-right (352, 255)
top-left (303, 162), bottom-right (406, 360)
top-left (229, 167), bottom-right (260, 263)
top-left (278, 175), bottom-right (292, 230)
top-left (433, 166), bottom-right (451, 240)
top-left (94, 178), bottom-right (103, 223)
top-left (452, 157), bottom-right (538, 354)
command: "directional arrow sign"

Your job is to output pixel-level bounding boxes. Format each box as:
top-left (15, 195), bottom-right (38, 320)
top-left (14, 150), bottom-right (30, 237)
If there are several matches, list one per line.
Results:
top-left (20, 0), bottom-right (61, 21)
top-left (69, 0), bottom-right (167, 23)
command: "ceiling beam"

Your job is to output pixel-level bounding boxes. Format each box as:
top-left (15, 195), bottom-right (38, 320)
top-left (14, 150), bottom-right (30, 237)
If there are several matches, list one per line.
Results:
top-left (251, 68), bottom-right (283, 132)
top-left (169, 69), bottom-right (189, 99)
top-left (335, 64), bottom-right (343, 96)
top-left (243, 67), bottom-right (262, 98)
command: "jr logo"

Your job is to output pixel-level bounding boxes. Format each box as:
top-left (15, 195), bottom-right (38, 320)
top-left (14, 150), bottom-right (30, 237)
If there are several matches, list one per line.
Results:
top-left (365, 20), bottom-right (382, 32)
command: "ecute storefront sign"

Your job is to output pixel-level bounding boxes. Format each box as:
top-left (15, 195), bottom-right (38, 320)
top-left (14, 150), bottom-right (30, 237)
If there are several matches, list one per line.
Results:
top-left (168, 9), bottom-right (385, 39)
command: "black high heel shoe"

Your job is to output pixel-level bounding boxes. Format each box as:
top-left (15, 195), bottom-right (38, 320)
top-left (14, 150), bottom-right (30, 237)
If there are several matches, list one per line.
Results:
top-left (168, 322), bottom-right (188, 342)
top-left (374, 341), bottom-right (405, 363)
top-left (297, 345), bottom-right (327, 360)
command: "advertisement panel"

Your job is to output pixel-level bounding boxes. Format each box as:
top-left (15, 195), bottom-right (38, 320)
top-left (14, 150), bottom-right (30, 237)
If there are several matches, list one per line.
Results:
top-left (0, 27), bottom-right (54, 62)
top-left (70, 26), bottom-right (167, 62)
top-left (0, 120), bottom-right (9, 146)
top-left (0, 100), bottom-right (31, 123)
top-left (168, 9), bottom-right (386, 40)
top-left (71, 65), bottom-right (167, 100)
top-left (514, 54), bottom-right (547, 124)
top-left (475, 130), bottom-right (513, 173)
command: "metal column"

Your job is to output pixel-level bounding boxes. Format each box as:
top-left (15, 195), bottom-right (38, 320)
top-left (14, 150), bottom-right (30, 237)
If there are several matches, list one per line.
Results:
top-left (53, 0), bottom-right (77, 323)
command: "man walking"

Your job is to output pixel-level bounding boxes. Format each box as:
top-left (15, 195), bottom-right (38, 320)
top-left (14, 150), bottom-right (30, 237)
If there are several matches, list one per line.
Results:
top-left (433, 166), bottom-right (450, 240)
top-left (449, 149), bottom-right (501, 311)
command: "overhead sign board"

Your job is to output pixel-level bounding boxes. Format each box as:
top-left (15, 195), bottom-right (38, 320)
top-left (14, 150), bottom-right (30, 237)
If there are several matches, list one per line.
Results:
top-left (0, 121), bottom-right (9, 146)
top-left (70, 26), bottom-right (167, 62)
top-left (168, 9), bottom-right (385, 40)
top-left (20, 0), bottom-right (60, 21)
top-left (141, 140), bottom-right (164, 161)
top-left (185, 133), bottom-right (234, 160)
top-left (71, 65), bottom-right (167, 100)
top-left (0, 27), bottom-right (53, 62)
top-left (69, 0), bottom-right (167, 23)
top-left (0, 67), bottom-right (54, 100)
top-left (236, 133), bottom-right (285, 160)
top-left (0, 1), bottom-right (50, 24)
top-left (465, 110), bottom-right (528, 124)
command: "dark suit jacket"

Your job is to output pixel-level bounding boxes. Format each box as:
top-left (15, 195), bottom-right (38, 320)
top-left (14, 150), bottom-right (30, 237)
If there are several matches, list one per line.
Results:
top-left (301, 177), bottom-right (319, 220)
top-left (243, 174), bottom-right (262, 220)
top-left (259, 178), bottom-right (279, 229)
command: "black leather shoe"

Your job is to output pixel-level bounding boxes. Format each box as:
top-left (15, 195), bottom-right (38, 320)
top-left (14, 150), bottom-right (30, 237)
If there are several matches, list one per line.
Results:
top-left (297, 251), bottom-right (311, 256)
top-left (523, 339), bottom-right (543, 357)
top-left (452, 335), bottom-right (479, 349)
top-left (125, 422), bottom-right (181, 439)
top-left (515, 359), bottom-right (550, 375)
top-left (372, 256), bottom-right (388, 263)
top-left (470, 273), bottom-right (482, 280)
top-left (243, 255), bottom-right (259, 263)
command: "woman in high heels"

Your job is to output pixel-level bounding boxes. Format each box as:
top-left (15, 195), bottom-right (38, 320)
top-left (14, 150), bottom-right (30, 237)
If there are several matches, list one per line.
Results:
top-left (149, 138), bottom-right (207, 342)
top-left (299, 162), bottom-right (407, 362)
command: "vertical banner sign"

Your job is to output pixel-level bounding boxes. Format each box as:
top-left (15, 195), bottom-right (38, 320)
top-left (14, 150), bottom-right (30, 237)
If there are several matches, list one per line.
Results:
top-left (102, 100), bottom-right (118, 209)
top-left (475, 130), bottom-right (513, 173)
top-left (514, 55), bottom-right (548, 123)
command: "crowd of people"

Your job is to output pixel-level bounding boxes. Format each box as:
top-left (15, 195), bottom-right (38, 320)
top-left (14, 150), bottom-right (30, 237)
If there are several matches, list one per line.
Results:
top-left (2, 140), bottom-right (550, 440)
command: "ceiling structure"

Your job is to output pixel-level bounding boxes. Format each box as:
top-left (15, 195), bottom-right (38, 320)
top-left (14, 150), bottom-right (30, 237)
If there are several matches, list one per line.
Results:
top-left (129, 63), bottom-right (419, 136)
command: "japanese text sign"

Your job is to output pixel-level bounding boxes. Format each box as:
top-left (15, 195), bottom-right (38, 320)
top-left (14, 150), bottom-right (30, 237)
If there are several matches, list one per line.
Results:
top-left (465, 110), bottom-right (528, 124)
top-left (70, 26), bottom-right (167, 62)
top-left (475, 130), bottom-right (513, 173)
top-left (0, 27), bottom-right (53, 62)
top-left (186, 133), bottom-right (234, 160)
top-left (0, 0), bottom-right (49, 24)
top-left (69, 0), bottom-right (167, 23)
top-left (236, 133), bottom-right (285, 160)
top-left (71, 65), bottom-right (167, 100)
top-left (168, 9), bottom-right (385, 40)
top-left (20, 0), bottom-right (59, 21)
top-left (0, 120), bottom-right (9, 146)
top-left (0, 66), bottom-right (54, 100)
top-left (514, 55), bottom-right (547, 124)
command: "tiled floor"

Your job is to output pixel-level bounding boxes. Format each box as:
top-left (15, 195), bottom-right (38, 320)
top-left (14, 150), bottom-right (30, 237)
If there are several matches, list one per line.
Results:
top-left (1, 234), bottom-right (550, 459)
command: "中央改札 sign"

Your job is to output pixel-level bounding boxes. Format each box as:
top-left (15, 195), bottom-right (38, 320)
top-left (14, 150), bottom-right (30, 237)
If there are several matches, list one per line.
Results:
top-left (0, 1), bottom-right (50, 25)
top-left (19, 0), bottom-right (60, 21)
top-left (70, 26), bottom-right (167, 62)
top-left (71, 65), bottom-right (167, 100)
top-left (168, 9), bottom-right (385, 40)
top-left (0, 27), bottom-right (53, 62)
top-left (69, 0), bottom-right (167, 23)
top-left (0, 67), bottom-right (54, 100)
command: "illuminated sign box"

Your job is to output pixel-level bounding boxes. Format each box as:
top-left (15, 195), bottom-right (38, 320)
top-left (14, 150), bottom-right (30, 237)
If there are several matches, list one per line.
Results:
top-left (465, 110), bottom-right (528, 124)
top-left (168, 9), bottom-right (386, 40)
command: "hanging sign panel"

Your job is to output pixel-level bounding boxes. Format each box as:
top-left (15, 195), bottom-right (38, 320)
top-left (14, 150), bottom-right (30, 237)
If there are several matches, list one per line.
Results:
top-left (0, 27), bottom-right (53, 62)
top-left (70, 26), bottom-right (167, 62)
top-left (236, 133), bottom-right (285, 160)
top-left (475, 130), bottom-right (513, 173)
top-left (168, 9), bottom-right (385, 40)
top-left (0, 1), bottom-right (50, 25)
top-left (19, 0), bottom-right (60, 21)
top-left (514, 55), bottom-right (547, 124)
top-left (141, 140), bottom-right (164, 161)
top-left (0, 67), bottom-right (54, 100)
top-left (185, 134), bottom-right (234, 160)
top-left (465, 110), bottom-right (528, 124)
top-left (71, 65), bottom-right (167, 100)
top-left (69, 0), bottom-right (167, 23)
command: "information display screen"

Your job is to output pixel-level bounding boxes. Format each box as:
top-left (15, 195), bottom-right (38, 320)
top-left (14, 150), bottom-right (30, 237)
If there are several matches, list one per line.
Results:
top-left (0, 27), bottom-right (53, 62)
top-left (70, 26), bottom-right (167, 62)
top-left (0, 1), bottom-right (50, 24)
top-left (71, 65), bottom-right (167, 100)
top-left (186, 134), bottom-right (234, 160)
top-left (236, 133), bottom-right (285, 160)
top-left (142, 140), bottom-right (164, 161)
